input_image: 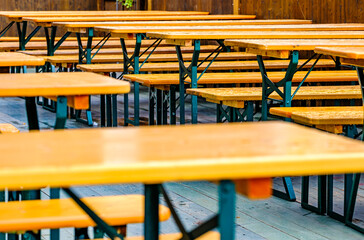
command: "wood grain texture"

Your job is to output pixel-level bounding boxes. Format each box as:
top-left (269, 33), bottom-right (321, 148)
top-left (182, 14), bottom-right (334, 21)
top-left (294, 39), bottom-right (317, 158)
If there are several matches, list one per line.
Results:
top-left (0, 72), bottom-right (130, 97)
top-left (270, 106), bottom-right (363, 125)
top-left (0, 195), bottom-right (170, 232)
top-left (0, 52), bottom-right (44, 66)
top-left (1, 122), bottom-right (364, 190)
top-left (186, 85), bottom-right (361, 101)
top-left (78, 59), bottom-right (335, 73)
top-left (123, 70), bottom-right (357, 86)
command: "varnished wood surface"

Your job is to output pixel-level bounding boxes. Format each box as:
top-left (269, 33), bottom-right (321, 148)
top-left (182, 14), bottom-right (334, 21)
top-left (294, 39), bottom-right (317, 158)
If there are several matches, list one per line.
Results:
top-left (20, 45), bottom-right (220, 56)
top-left (315, 47), bottom-right (364, 59)
top-left (1, 122), bottom-right (364, 190)
top-left (23, 15), bottom-right (256, 26)
top-left (53, 19), bottom-right (313, 28)
top-left (96, 24), bottom-right (364, 35)
top-left (0, 40), bottom-right (124, 51)
top-left (147, 31), bottom-right (364, 40)
top-left (225, 39), bottom-right (364, 51)
top-left (270, 106), bottom-right (363, 125)
top-left (78, 59), bottom-right (335, 73)
top-left (0, 72), bottom-right (130, 97)
top-left (186, 85), bottom-right (361, 101)
top-left (44, 52), bottom-right (255, 64)
top-left (126, 232), bottom-right (220, 240)
top-left (0, 195), bottom-right (170, 232)
top-left (123, 70), bottom-right (357, 86)
top-left (0, 11), bottom-right (209, 20)
top-left (0, 52), bottom-right (44, 66)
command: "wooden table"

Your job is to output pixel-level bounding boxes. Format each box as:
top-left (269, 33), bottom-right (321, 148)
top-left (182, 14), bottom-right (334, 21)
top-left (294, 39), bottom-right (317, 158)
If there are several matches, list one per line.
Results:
top-left (1, 122), bottom-right (364, 240)
top-left (0, 11), bottom-right (212, 51)
top-left (222, 39), bottom-right (364, 121)
top-left (0, 72), bottom-right (130, 130)
top-left (0, 52), bottom-right (45, 73)
top-left (315, 47), bottom-right (364, 96)
top-left (144, 32), bottom-right (364, 125)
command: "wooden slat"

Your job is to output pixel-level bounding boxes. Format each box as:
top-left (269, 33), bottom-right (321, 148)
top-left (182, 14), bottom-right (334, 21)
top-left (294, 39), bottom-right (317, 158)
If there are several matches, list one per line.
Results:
top-left (123, 70), bottom-right (358, 86)
top-left (186, 85), bottom-right (361, 101)
top-left (0, 195), bottom-right (170, 232)
top-left (0, 72), bottom-right (130, 97)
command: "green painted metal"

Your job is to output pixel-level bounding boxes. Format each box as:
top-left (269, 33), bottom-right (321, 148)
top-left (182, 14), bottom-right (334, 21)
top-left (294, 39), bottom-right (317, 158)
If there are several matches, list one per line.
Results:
top-left (64, 188), bottom-right (125, 240)
top-left (54, 96), bottom-right (67, 129)
top-left (148, 88), bottom-right (156, 125)
top-left (0, 21), bottom-right (14, 39)
top-left (218, 180), bottom-right (236, 240)
top-left (301, 175), bottom-right (326, 214)
top-left (144, 184), bottom-right (160, 240)
top-left (273, 177), bottom-right (296, 202)
top-left (169, 85), bottom-right (177, 125)
top-left (156, 89), bottom-right (162, 125)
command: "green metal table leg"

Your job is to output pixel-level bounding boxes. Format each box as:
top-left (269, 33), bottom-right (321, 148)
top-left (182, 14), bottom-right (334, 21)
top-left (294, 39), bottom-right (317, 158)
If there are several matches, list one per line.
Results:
top-left (169, 85), bottom-right (177, 125)
top-left (112, 95), bottom-right (118, 127)
top-left (144, 184), bottom-right (160, 240)
top-left (133, 82), bottom-right (140, 126)
top-left (156, 89), bottom-right (162, 125)
top-left (301, 175), bottom-right (326, 214)
top-left (218, 180), bottom-right (235, 240)
top-left (106, 95), bottom-right (112, 127)
top-left (100, 95), bottom-right (106, 127)
top-left (148, 88), bottom-right (155, 125)
top-left (54, 96), bottom-right (67, 130)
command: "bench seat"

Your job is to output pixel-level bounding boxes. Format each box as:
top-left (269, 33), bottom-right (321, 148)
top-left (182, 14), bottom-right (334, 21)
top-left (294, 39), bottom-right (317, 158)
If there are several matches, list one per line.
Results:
top-left (78, 59), bottom-right (335, 73)
top-left (0, 123), bottom-right (19, 133)
top-left (270, 106), bottom-right (363, 125)
top-left (0, 194), bottom-right (170, 232)
top-left (270, 106), bottom-right (363, 134)
top-left (0, 40), bottom-right (157, 51)
top-left (187, 85), bottom-right (361, 107)
top-left (45, 52), bottom-right (255, 64)
top-left (123, 70), bottom-right (358, 87)
top-left (125, 232), bottom-right (220, 239)
top-left (20, 45), bottom-right (220, 56)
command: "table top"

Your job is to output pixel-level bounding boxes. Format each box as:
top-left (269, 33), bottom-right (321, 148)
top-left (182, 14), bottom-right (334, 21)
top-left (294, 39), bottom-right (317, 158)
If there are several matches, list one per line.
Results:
top-left (0, 11), bottom-right (209, 20)
top-left (147, 31), bottom-right (364, 40)
top-left (53, 19), bottom-right (313, 28)
top-left (315, 47), bottom-right (364, 59)
top-left (225, 39), bottom-right (364, 51)
top-left (270, 106), bottom-right (363, 118)
top-left (0, 72), bottom-right (130, 97)
top-left (0, 52), bottom-right (45, 67)
top-left (24, 15), bottom-right (256, 26)
top-left (95, 24), bottom-right (364, 36)
top-left (1, 122), bottom-right (364, 190)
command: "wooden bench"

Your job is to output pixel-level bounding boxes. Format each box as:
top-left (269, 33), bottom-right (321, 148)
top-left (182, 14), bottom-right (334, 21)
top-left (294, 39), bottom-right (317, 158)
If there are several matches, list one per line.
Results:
top-left (122, 70), bottom-right (358, 89)
top-left (187, 85), bottom-right (361, 107)
top-left (0, 124), bottom-right (19, 133)
top-left (20, 45), bottom-right (220, 56)
top-left (125, 232), bottom-right (219, 239)
top-left (78, 59), bottom-right (335, 73)
top-left (0, 39), bottom-right (171, 51)
top-left (270, 106), bottom-right (363, 134)
top-left (44, 52), bottom-right (256, 65)
top-left (0, 195), bottom-right (170, 233)
top-left (0, 37), bottom-right (122, 42)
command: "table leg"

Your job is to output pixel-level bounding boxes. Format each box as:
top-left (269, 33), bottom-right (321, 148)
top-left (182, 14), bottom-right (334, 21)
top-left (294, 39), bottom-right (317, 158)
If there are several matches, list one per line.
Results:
top-left (144, 184), bottom-right (160, 240)
top-left (218, 180), bottom-right (235, 240)
top-left (54, 96), bottom-right (67, 130)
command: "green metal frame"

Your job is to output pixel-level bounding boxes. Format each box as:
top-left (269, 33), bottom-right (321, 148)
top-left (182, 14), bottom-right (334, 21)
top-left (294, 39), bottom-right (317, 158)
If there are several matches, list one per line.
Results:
top-left (121, 34), bottom-right (162, 126)
top-left (16, 21), bottom-right (41, 51)
top-left (216, 102), bottom-right (254, 123)
top-left (0, 21), bottom-right (15, 40)
top-left (62, 180), bottom-right (237, 240)
top-left (343, 66), bottom-right (364, 233)
top-left (176, 40), bottom-right (228, 124)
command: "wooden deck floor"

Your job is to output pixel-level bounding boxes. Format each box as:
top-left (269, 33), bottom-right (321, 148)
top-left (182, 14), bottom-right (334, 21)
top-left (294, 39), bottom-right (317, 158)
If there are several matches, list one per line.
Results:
top-left (1, 84), bottom-right (364, 239)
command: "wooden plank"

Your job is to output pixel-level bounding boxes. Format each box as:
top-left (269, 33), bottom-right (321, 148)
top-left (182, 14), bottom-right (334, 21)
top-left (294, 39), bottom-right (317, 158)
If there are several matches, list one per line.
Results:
top-left (0, 52), bottom-right (45, 67)
top-left (235, 178), bottom-right (272, 199)
top-left (1, 122), bottom-right (364, 190)
top-left (147, 31), bottom-right (364, 40)
top-left (0, 72), bottom-right (130, 97)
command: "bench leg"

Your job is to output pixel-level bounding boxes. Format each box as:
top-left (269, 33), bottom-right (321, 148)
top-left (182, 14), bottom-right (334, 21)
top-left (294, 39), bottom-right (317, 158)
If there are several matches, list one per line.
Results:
top-left (149, 88), bottom-right (155, 125)
top-left (144, 184), bottom-right (160, 240)
top-left (170, 85), bottom-right (177, 125)
top-left (112, 95), bottom-right (118, 127)
top-left (273, 177), bottom-right (296, 202)
top-left (301, 175), bottom-right (326, 214)
top-left (156, 89), bottom-right (162, 125)
top-left (100, 95), bottom-right (105, 127)
top-left (345, 173), bottom-right (363, 233)
top-left (106, 95), bottom-right (112, 127)
top-left (162, 91), bottom-right (168, 125)
top-left (54, 96), bottom-right (67, 130)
